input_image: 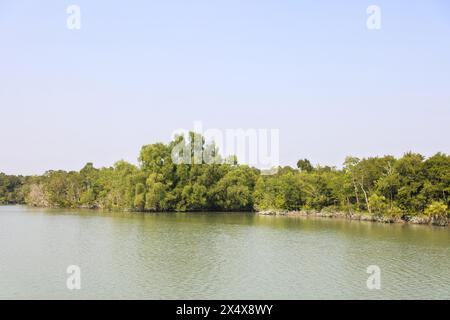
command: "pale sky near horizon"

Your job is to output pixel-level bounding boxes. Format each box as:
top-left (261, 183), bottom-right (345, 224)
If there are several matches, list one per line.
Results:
top-left (1, 0), bottom-right (449, 175)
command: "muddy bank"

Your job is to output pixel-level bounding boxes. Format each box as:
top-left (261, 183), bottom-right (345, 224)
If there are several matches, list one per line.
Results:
top-left (257, 210), bottom-right (449, 227)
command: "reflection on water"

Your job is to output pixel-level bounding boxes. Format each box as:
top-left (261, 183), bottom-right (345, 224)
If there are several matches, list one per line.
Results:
top-left (0, 206), bottom-right (449, 299)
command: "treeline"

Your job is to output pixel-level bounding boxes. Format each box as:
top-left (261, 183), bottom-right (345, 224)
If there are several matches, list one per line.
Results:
top-left (1, 134), bottom-right (449, 223)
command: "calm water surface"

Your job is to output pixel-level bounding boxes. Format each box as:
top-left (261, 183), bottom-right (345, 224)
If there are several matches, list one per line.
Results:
top-left (0, 205), bottom-right (449, 299)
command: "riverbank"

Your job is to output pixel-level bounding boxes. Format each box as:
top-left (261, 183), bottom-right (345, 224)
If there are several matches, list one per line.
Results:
top-left (257, 210), bottom-right (450, 227)
top-left (8, 203), bottom-right (449, 227)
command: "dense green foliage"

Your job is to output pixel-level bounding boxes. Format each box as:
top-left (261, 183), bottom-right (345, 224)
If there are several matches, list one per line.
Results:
top-left (256, 153), bottom-right (449, 218)
top-left (1, 134), bottom-right (449, 223)
top-left (0, 173), bottom-right (25, 204)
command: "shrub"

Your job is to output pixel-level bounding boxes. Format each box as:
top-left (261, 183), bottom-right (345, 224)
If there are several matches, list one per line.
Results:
top-left (368, 194), bottom-right (389, 216)
top-left (424, 201), bottom-right (448, 219)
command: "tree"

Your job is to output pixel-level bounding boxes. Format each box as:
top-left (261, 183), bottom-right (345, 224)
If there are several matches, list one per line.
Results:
top-left (214, 166), bottom-right (257, 211)
top-left (145, 174), bottom-right (170, 211)
top-left (395, 152), bottom-right (426, 213)
top-left (297, 159), bottom-right (314, 172)
top-left (253, 171), bottom-right (304, 211)
top-left (0, 173), bottom-right (25, 204)
top-left (133, 183), bottom-right (146, 211)
top-left (343, 157), bottom-right (362, 210)
top-left (422, 153), bottom-right (450, 204)
top-left (368, 194), bottom-right (389, 217)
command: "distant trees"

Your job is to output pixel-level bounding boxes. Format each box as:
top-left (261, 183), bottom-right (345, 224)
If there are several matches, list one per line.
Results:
top-left (297, 159), bottom-right (314, 172)
top-left (0, 173), bottom-right (25, 204)
top-left (254, 171), bottom-right (304, 211)
top-left (213, 166), bottom-right (258, 211)
top-left (0, 134), bottom-right (448, 224)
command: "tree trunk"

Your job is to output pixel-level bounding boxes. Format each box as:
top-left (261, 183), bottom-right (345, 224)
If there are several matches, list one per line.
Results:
top-left (352, 179), bottom-right (360, 208)
top-left (360, 182), bottom-right (371, 213)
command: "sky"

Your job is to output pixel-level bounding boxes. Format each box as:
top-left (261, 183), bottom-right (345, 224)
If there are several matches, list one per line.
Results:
top-left (1, 0), bottom-right (449, 175)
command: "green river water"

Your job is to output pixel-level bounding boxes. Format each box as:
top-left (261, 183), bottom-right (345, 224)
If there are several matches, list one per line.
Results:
top-left (0, 206), bottom-right (449, 299)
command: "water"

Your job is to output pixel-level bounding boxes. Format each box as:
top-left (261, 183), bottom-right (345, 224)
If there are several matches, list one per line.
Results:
top-left (0, 205), bottom-right (449, 300)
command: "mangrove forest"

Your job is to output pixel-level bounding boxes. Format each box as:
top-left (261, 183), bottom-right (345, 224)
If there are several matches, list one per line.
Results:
top-left (1, 133), bottom-right (449, 225)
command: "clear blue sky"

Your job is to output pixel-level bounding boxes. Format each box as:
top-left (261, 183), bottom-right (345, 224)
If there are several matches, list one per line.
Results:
top-left (1, 0), bottom-right (449, 175)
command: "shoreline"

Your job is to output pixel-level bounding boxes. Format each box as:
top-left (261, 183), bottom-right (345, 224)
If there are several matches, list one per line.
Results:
top-left (3, 204), bottom-right (448, 227)
top-left (257, 210), bottom-right (449, 227)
